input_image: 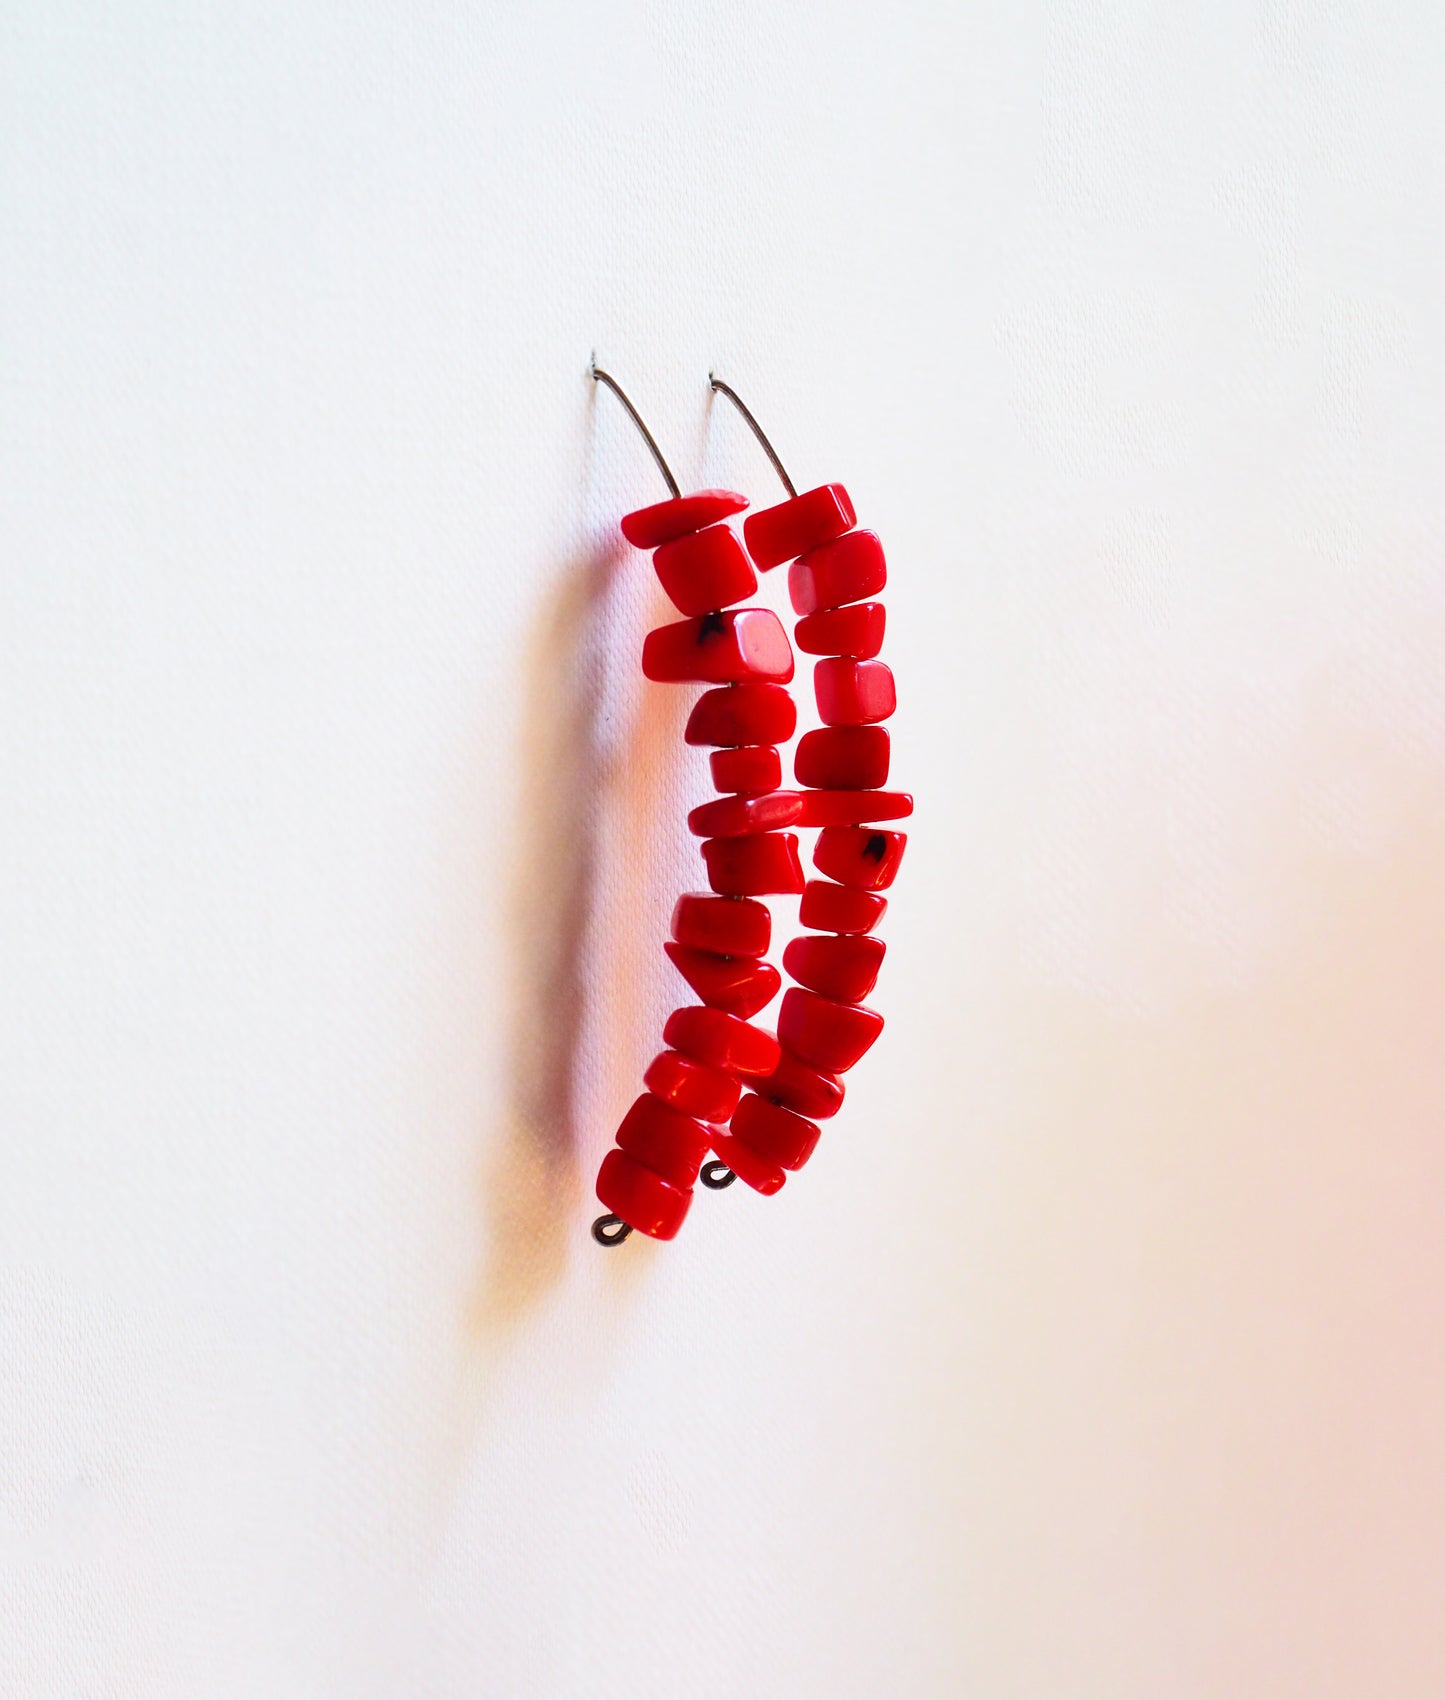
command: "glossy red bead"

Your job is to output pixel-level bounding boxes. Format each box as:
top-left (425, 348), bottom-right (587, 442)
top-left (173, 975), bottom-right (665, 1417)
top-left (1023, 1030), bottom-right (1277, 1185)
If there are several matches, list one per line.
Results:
top-left (684, 683), bottom-right (797, 747)
top-left (710, 745), bottom-right (781, 794)
top-left (596, 1148), bottom-right (693, 1238)
top-left (813, 826), bottom-right (907, 890)
top-left (702, 832), bottom-right (805, 895)
top-left (664, 943), bottom-right (780, 1018)
top-left (731, 1093), bottom-right (821, 1170)
top-left (614, 1092), bottom-right (712, 1188)
top-left (783, 933), bottom-right (886, 1003)
top-left (794, 725), bottom-right (890, 790)
top-left (798, 877), bottom-right (888, 934)
top-left (643, 1051), bottom-right (741, 1124)
top-left (815, 658), bottom-right (896, 725)
top-left (670, 891), bottom-right (771, 956)
top-left (752, 1043), bottom-right (846, 1118)
top-left (707, 1130), bottom-right (786, 1195)
top-left (788, 530), bottom-right (886, 614)
top-left (778, 987), bottom-right (884, 1073)
top-left (620, 489), bottom-right (747, 549)
top-left (663, 1006), bottom-right (781, 1076)
top-left (744, 483), bottom-right (856, 571)
top-left (688, 790), bottom-right (803, 838)
top-left (643, 609), bottom-right (793, 684)
top-left (794, 601), bottom-right (886, 658)
top-left (796, 788), bottom-right (913, 827)
top-left (652, 524), bottom-right (757, 616)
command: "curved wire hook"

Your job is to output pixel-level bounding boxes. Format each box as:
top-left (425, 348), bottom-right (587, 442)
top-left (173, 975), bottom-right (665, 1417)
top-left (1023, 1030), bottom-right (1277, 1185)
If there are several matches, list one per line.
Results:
top-left (591, 357), bottom-right (681, 499)
top-left (708, 375), bottom-right (797, 498)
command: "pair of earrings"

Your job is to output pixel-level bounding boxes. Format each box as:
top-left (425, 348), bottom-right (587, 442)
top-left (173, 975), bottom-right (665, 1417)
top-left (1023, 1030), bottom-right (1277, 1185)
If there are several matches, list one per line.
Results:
top-left (588, 363), bottom-right (911, 1247)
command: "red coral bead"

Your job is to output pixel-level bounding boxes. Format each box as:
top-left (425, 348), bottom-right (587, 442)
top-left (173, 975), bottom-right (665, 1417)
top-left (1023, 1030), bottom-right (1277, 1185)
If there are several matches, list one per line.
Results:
top-left (707, 1130), bottom-right (786, 1195)
top-left (814, 658), bottom-right (896, 724)
top-left (752, 1043), bottom-right (846, 1118)
top-left (794, 601), bottom-right (886, 658)
top-left (596, 1148), bottom-right (693, 1239)
top-left (798, 878), bottom-right (888, 933)
top-left (684, 683), bottom-right (797, 746)
top-left (643, 609), bottom-right (794, 684)
top-left (798, 877), bottom-right (888, 933)
top-left (614, 1092), bottom-right (713, 1188)
top-left (813, 826), bottom-right (907, 890)
top-left (796, 789), bottom-right (912, 827)
top-left (702, 832), bottom-right (805, 895)
top-left (782, 933), bottom-right (886, 1003)
top-left (688, 790), bottom-right (803, 838)
top-left (794, 726), bottom-right (890, 790)
top-left (651, 524), bottom-right (757, 616)
top-left (744, 483), bottom-right (856, 571)
top-left (788, 530), bottom-right (886, 614)
top-left (643, 1051), bottom-right (742, 1124)
top-left (663, 943), bottom-right (781, 1018)
top-left (620, 489), bottom-right (747, 549)
top-left (778, 987), bottom-right (884, 1073)
top-left (710, 745), bottom-right (781, 794)
top-left (670, 891), bottom-right (771, 956)
top-left (664, 1005), bottom-right (781, 1076)
top-left (731, 1093), bottom-right (821, 1170)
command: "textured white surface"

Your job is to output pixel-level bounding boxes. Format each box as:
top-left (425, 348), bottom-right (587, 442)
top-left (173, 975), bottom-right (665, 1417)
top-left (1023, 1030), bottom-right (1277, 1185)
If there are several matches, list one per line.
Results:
top-left (4, 3), bottom-right (1445, 1695)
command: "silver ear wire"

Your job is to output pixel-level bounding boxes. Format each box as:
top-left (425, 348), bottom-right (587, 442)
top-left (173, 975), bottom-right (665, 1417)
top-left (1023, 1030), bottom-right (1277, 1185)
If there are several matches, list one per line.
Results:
top-left (590, 357), bottom-right (681, 499)
top-left (708, 375), bottom-right (797, 498)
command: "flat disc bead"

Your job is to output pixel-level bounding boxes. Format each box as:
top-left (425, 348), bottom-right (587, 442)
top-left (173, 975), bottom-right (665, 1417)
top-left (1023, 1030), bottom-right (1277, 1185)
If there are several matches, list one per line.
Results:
top-left (652, 524), bottom-right (757, 616)
top-left (670, 891), bottom-right (771, 955)
top-left (644, 609), bottom-right (794, 684)
top-left (710, 745), bottom-right (781, 794)
top-left (788, 530), bottom-right (886, 614)
top-left (685, 683), bottom-right (797, 746)
top-left (643, 1051), bottom-right (741, 1124)
top-left (702, 832), bottom-right (805, 895)
top-left (614, 1092), bottom-right (713, 1188)
top-left (620, 489), bottom-right (747, 549)
top-left (664, 942), bottom-right (780, 1018)
top-left (664, 1005), bottom-right (781, 1076)
top-left (595, 1148), bottom-right (693, 1239)
top-left (813, 826), bottom-right (907, 890)
top-left (778, 986), bottom-right (884, 1073)
top-left (783, 933), bottom-right (885, 1003)
top-left (731, 1093), bottom-right (821, 1171)
top-left (796, 789), bottom-right (912, 827)
top-left (707, 1130), bottom-right (786, 1195)
top-left (752, 1043), bottom-right (846, 1118)
top-left (815, 658), bottom-right (896, 724)
top-left (744, 483), bottom-right (856, 571)
top-left (798, 877), bottom-right (888, 934)
top-left (688, 790), bottom-right (803, 838)
top-left (795, 601), bottom-right (886, 658)
top-left (795, 726), bottom-right (890, 789)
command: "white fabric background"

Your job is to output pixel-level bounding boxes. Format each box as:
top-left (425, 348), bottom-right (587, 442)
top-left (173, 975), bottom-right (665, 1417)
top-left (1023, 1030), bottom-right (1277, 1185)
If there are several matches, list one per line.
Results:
top-left (4, 3), bottom-right (1445, 1695)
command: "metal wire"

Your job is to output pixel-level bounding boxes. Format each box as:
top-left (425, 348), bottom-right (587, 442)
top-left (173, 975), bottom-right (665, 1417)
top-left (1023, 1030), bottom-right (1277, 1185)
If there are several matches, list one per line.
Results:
top-left (590, 357), bottom-right (680, 499)
top-left (708, 375), bottom-right (797, 498)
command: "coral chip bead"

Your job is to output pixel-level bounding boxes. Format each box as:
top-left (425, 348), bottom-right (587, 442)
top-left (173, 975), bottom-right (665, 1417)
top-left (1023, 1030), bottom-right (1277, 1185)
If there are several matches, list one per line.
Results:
top-left (710, 745), bottom-right (782, 794)
top-left (664, 1005), bottom-right (781, 1076)
top-left (688, 790), bottom-right (803, 838)
top-left (643, 1052), bottom-right (742, 1124)
top-left (788, 530), bottom-right (886, 615)
top-left (794, 601), bottom-right (886, 659)
top-left (664, 943), bottom-right (781, 1018)
top-left (753, 1043), bottom-right (846, 1119)
top-left (620, 489), bottom-right (748, 549)
top-left (796, 790), bottom-right (912, 827)
top-left (670, 891), bottom-right (771, 956)
top-left (783, 934), bottom-right (886, 1003)
top-left (744, 483), bottom-right (856, 571)
top-left (778, 987), bottom-right (884, 1073)
top-left (685, 683), bottom-right (797, 747)
top-left (652, 524), bottom-right (758, 616)
top-left (707, 1131), bottom-right (786, 1196)
top-left (794, 725), bottom-right (890, 790)
top-left (813, 827), bottom-right (907, 890)
top-left (614, 1092), bottom-right (713, 1188)
top-left (643, 609), bottom-right (794, 684)
top-left (731, 1093), bottom-right (821, 1171)
top-left (815, 658), bottom-right (896, 725)
top-left (595, 1148), bottom-right (693, 1239)
top-left (798, 878), bottom-right (888, 934)
top-left (702, 832), bottom-right (805, 895)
